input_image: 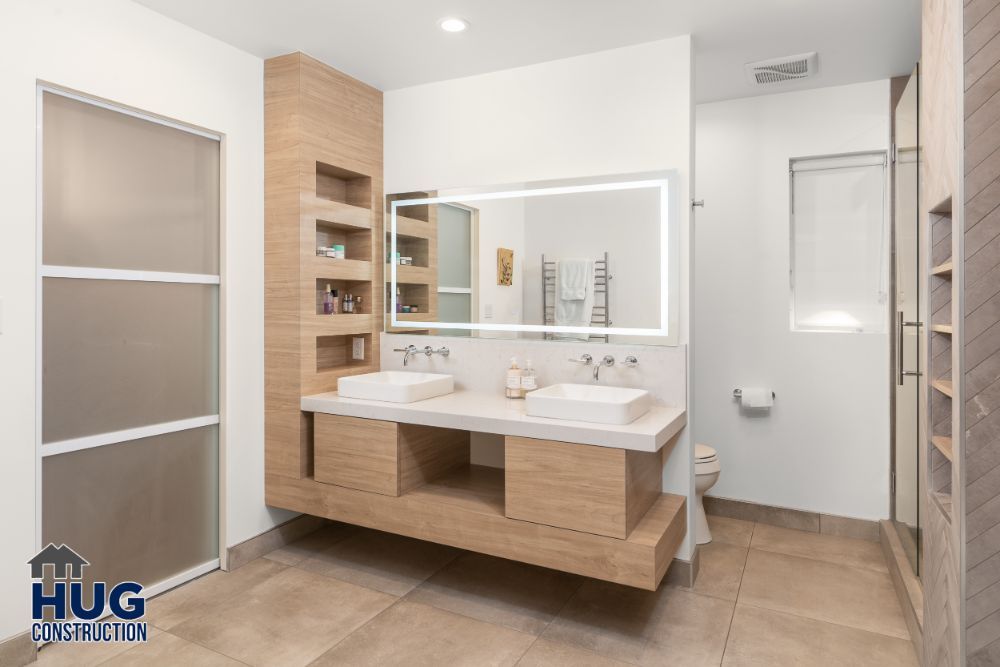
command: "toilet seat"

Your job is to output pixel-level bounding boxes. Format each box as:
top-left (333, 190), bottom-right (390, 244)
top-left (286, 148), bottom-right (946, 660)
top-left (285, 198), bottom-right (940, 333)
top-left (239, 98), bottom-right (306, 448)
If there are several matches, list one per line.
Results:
top-left (695, 443), bottom-right (717, 462)
top-left (695, 444), bottom-right (720, 474)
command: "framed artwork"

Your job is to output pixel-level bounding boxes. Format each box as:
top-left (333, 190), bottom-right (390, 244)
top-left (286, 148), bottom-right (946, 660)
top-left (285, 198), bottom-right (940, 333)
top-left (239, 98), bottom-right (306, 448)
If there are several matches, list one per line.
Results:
top-left (497, 248), bottom-right (514, 286)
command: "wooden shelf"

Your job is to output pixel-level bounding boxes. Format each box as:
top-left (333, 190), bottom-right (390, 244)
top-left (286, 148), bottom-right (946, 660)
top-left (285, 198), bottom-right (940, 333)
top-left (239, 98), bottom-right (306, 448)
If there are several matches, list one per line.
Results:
top-left (303, 196), bottom-right (371, 229)
top-left (307, 313), bottom-right (374, 335)
top-left (931, 324), bottom-right (954, 335)
top-left (391, 264), bottom-right (435, 284)
top-left (932, 379), bottom-right (954, 398)
top-left (266, 466), bottom-right (687, 591)
top-left (931, 435), bottom-right (954, 461)
top-left (408, 465), bottom-right (506, 517)
top-left (309, 256), bottom-right (372, 281)
top-left (931, 261), bottom-right (953, 277)
top-left (394, 215), bottom-right (435, 240)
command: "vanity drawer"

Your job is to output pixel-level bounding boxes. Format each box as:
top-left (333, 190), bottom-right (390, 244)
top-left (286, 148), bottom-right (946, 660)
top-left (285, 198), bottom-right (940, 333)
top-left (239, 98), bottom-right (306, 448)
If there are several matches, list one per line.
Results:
top-left (505, 436), bottom-right (662, 539)
top-left (314, 414), bottom-right (469, 496)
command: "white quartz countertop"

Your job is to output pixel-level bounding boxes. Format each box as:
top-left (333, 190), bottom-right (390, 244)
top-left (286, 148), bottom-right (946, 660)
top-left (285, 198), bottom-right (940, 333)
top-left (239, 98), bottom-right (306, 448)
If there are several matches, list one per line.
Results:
top-left (300, 389), bottom-right (686, 452)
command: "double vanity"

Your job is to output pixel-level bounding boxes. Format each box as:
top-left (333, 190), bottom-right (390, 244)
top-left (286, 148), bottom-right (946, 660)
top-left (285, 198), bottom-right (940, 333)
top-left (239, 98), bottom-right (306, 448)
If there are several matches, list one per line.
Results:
top-left (270, 370), bottom-right (688, 591)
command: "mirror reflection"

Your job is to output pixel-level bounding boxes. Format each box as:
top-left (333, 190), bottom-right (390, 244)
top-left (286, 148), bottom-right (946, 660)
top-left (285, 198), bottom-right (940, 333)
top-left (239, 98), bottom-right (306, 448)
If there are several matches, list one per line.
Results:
top-left (386, 175), bottom-right (671, 344)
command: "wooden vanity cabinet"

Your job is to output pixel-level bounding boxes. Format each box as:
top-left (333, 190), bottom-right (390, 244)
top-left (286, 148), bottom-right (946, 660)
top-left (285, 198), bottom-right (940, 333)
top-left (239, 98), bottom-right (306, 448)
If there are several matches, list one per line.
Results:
top-left (314, 413), bottom-right (469, 495)
top-left (505, 436), bottom-right (662, 539)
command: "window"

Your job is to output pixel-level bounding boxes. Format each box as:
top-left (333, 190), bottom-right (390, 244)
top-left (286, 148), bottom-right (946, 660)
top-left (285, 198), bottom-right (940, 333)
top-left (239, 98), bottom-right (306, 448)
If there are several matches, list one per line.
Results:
top-left (790, 152), bottom-right (888, 333)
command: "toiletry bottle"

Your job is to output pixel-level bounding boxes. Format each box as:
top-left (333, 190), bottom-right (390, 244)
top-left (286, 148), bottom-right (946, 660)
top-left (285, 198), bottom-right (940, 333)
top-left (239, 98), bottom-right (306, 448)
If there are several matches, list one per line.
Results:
top-left (520, 359), bottom-right (537, 397)
top-left (355, 296), bottom-right (364, 314)
top-left (396, 287), bottom-right (403, 313)
top-left (505, 357), bottom-right (523, 399)
top-left (323, 284), bottom-right (334, 314)
top-left (344, 292), bottom-right (354, 314)
top-left (331, 288), bottom-right (339, 314)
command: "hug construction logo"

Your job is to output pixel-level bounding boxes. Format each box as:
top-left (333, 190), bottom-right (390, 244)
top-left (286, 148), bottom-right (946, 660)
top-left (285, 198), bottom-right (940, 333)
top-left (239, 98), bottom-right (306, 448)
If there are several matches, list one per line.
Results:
top-left (28, 544), bottom-right (147, 643)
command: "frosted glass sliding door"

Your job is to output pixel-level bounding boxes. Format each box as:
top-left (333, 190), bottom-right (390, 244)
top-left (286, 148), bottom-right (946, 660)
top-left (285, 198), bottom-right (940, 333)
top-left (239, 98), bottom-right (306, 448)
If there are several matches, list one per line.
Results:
top-left (39, 88), bottom-right (220, 591)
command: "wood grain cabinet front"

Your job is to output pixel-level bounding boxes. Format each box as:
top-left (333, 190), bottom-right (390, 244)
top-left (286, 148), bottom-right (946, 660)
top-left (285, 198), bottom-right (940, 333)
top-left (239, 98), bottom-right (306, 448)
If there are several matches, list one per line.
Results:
top-left (314, 414), bottom-right (469, 496)
top-left (504, 436), bottom-right (663, 539)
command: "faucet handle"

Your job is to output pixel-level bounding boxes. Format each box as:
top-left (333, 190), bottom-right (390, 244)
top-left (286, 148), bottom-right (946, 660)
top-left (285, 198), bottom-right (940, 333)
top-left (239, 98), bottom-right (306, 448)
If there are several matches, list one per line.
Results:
top-left (568, 354), bottom-right (593, 365)
top-left (623, 355), bottom-right (639, 367)
top-left (392, 345), bottom-right (417, 353)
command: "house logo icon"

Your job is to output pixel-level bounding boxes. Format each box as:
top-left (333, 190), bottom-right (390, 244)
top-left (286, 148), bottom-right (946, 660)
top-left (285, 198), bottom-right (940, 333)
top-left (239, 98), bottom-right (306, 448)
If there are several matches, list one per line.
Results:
top-left (28, 544), bottom-right (89, 580)
top-left (27, 544), bottom-right (148, 644)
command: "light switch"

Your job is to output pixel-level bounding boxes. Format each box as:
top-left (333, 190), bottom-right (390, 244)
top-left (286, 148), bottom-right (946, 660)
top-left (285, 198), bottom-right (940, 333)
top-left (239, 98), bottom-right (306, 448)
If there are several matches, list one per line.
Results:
top-left (484, 304), bottom-right (493, 320)
top-left (352, 336), bottom-right (365, 361)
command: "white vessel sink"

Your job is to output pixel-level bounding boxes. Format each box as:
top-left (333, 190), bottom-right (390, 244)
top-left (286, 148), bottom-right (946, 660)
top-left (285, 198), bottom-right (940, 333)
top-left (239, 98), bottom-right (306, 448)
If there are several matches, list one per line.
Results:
top-left (525, 383), bottom-right (652, 425)
top-left (338, 371), bottom-right (454, 403)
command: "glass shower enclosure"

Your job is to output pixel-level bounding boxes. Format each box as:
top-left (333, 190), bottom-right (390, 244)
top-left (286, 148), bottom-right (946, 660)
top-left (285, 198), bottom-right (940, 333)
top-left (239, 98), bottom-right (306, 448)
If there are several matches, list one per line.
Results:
top-left (892, 66), bottom-right (922, 574)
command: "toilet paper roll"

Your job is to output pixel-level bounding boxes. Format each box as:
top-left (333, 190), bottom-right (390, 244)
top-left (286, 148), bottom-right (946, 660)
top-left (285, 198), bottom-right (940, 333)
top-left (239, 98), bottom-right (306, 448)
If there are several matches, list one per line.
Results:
top-left (739, 387), bottom-right (773, 409)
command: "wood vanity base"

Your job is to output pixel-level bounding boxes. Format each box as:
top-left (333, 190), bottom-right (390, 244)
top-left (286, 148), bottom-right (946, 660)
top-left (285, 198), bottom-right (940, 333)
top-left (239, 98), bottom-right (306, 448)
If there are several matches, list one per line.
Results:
top-left (266, 469), bottom-right (685, 590)
top-left (506, 436), bottom-right (663, 539)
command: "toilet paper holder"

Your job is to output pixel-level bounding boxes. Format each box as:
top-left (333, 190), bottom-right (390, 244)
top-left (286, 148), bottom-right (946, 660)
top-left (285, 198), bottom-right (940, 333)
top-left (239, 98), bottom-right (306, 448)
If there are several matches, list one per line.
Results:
top-left (732, 389), bottom-right (776, 399)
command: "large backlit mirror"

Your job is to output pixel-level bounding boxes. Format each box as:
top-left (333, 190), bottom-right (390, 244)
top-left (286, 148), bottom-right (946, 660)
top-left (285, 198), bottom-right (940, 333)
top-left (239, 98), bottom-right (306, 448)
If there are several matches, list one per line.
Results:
top-left (385, 173), bottom-right (678, 345)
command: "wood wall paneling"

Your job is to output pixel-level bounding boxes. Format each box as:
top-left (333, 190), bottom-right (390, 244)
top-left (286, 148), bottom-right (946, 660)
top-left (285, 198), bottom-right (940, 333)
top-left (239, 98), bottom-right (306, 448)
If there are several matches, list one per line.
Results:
top-left (964, 0), bottom-right (1000, 661)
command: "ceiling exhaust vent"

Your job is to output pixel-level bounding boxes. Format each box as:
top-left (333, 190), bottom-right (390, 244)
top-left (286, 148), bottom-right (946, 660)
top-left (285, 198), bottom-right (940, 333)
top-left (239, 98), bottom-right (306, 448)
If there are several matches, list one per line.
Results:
top-left (745, 52), bottom-right (818, 86)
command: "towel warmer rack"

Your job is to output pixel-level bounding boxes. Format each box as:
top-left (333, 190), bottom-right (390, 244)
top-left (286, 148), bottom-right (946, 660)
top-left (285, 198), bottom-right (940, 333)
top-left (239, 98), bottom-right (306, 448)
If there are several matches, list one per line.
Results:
top-left (542, 252), bottom-right (611, 342)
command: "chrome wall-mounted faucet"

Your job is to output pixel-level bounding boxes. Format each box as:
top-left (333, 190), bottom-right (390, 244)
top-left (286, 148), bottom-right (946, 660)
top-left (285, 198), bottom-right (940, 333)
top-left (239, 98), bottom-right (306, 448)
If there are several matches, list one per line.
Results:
top-left (594, 355), bottom-right (616, 380)
top-left (393, 345), bottom-right (419, 366)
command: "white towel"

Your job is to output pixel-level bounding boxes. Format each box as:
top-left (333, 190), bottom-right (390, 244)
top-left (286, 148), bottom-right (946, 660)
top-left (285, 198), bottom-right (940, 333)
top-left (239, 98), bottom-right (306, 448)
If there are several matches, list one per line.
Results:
top-left (557, 258), bottom-right (592, 301)
top-left (554, 259), bottom-right (595, 341)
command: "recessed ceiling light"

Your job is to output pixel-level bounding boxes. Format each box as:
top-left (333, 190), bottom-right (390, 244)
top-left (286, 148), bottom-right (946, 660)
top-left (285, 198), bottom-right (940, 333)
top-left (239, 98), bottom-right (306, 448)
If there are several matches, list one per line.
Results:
top-left (439, 17), bottom-right (468, 33)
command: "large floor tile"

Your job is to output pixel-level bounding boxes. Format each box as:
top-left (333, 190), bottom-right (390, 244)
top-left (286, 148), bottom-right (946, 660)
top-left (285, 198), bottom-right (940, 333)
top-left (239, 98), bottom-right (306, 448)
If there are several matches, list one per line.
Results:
top-left (145, 558), bottom-right (287, 630)
top-left (542, 579), bottom-right (734, 665)
top-left (516, 638), bottom-right (632, 666)
top-left (103, 631), bottom-right (242, 666)
top-left (298, 528), bottom-right (459, 596)
top-left (263, 523), bottom-right (357, 566)
top-left (690, 541), bottom-right (748, 601)
top-left (722, 604), bottom-right (918, 666)
top-left (739, 550), bottom-right (909, 639)
top-left (751, 523), bottom-right (888, 573)
top-left (310, 600), bottom-right (534, 667)
top-left (170, 566), bottom-right (394, 667)
top-left (407, 552), bottom-right (583, 635)
top-left (707, 516), bottom-right (755, 548)
top-left (34, 622), bottom-right (158, 667)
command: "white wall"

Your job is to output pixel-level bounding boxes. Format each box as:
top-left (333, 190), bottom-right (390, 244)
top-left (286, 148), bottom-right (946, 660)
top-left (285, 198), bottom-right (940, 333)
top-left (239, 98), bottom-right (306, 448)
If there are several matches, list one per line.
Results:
top-left (695, 80), bottom-right (891, 520)
top-left (0, 0), bottom-right (289, 642)
top-left (385, 36), bottom-right (695, 558)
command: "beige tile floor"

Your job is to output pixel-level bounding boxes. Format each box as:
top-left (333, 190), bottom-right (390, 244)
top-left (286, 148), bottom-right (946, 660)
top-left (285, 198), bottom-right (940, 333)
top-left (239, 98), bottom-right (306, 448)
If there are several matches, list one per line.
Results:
top-left (35, 517), bottom-right (919, 667)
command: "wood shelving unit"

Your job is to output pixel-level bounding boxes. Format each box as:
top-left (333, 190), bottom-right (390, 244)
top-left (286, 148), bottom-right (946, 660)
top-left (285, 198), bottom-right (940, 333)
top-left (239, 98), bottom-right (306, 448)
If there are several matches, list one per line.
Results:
top-left (264, 52), bottom-right (384, 479)
top-left (927, 199), bottom-right (956, 522)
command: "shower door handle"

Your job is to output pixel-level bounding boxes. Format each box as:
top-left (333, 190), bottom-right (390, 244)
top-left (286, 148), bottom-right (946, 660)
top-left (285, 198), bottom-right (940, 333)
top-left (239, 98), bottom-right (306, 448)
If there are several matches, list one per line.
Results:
top-left (897, 311), bottom-right (923, 385)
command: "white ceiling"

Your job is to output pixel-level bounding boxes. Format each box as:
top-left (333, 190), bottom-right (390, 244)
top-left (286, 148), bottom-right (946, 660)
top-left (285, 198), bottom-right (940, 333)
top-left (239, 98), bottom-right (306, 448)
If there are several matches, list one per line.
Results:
top-left (134, 0), bottom-right (920, 103)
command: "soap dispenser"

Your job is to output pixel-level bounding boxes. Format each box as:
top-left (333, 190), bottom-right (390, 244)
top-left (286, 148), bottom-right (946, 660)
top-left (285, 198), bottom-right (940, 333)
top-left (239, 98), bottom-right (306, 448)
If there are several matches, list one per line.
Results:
top-left (520, 359), bottom-right (537, 397)
top-left (505, 357), bottom-right (523, 399)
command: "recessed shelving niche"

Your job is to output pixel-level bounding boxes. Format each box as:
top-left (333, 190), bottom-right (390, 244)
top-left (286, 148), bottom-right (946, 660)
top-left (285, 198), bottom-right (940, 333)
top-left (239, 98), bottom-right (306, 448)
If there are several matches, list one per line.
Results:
top-left (927, 198), bottom-right (955, 521)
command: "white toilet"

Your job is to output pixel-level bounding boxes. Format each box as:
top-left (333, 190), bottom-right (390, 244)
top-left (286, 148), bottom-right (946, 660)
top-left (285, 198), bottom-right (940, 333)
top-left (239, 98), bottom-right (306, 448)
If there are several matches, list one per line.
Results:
top-left (694, 444), bottom-right (721, 545)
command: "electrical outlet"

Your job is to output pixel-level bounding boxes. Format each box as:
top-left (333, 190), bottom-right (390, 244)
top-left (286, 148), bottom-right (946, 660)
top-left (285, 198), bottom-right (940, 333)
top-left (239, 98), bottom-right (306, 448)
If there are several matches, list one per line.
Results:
top-left (484, 304), bottom-right (493, 320)
top-left (352, 336), bottom-right (365, 361)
